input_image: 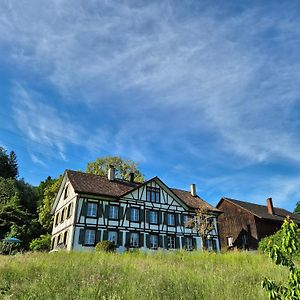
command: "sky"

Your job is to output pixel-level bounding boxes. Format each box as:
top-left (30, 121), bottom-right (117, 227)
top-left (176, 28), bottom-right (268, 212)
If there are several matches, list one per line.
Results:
top-left (1, 0), bottom-right (300, 211)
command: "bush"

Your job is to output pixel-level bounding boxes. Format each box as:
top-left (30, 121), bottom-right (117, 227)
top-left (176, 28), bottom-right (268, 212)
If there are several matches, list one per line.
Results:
top-left (0, 241), bottom-right (21, 255)
top-left (95, 240), bottom-right (115, 252)
top-left (29, 234), bottom-right (51, 252)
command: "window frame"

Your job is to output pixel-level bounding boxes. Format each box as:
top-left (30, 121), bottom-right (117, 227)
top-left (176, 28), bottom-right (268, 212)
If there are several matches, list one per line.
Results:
top-left (185, 237), bottom-right (193, 251)
top-left (130, 232), bottom-right (139, 248)
top-left (146, 187), bottom-right (161, 203)
top-left (149, 234), bottom-right (159, 250)
top-left (149, 210), bottom-right (158, 224)
top-left (87, 202), bottom-right (98, 218)
top-left (167, 213), bottom-right (175, 226)
top-left (84, 229), bottom-right (96, 246)
top-left (167, 235), bottom-right (176, 250)
top-left (130, 207), bottom-right (139, 222)
top-left (108, 231), bottom-right (118, 245)
top-left (108, 205), bottom-right (119, 220)
top-left (67, 203), bottom-right (73, 219)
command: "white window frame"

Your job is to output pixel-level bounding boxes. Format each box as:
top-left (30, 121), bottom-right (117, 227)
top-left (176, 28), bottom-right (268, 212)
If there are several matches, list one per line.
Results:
top-left (84, 229), bottom-right (96, 245)
top-left (130, 232), bottom-right (139, 248)
top-left (108, 231), bottom-right (118, 245)
top-left (183, 215), bottom-right (192, 225)
top-left (185, 237), bottom-right (193, 250)
top-left (149, 211), bottom-right (158, 224)
top-left (167, 213), bottom-right (175, 226)
top-left (130, 208), bottom-right (139, 222)
top-left (150, 235), bottom-right (158, 249)
top-left (167, 236), bottom-right (175, 249)
top-left (109, 206), bottom-right (119, 219)
top-left (87, 202), bottom-right (97, 217)
top-left (227, 236), bottom-right (233, 247)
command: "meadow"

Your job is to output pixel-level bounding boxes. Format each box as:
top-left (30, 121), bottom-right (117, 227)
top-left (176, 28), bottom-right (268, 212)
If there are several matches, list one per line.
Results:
top-left (0, 251), bottom-right (288, 300)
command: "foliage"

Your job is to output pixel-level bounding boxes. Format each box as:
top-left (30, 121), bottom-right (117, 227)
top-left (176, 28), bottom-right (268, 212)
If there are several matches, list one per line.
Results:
top-left (0, 147), bottom-right (18, 179)
top-left (0, 241), bottom-right (21, 255)
top-left (262, 217), bottom-right (300, 299)
top-left (0, 251), bottom-right (290, 299)
top-left (95, 240), bottom-right (116, 252)
top-left (86, 156), bottom-right (144, 182)
top-left (37, 176), bottom-right (62, 233)
top-left (29, 234), bottom-right (52, 252)
top-left (294, 201), bottom-right (300, 215)
top-left (186, 208), bottom-right (215, 249)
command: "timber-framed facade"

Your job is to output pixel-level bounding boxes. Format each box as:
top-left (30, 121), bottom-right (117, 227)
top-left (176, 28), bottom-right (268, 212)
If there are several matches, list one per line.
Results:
top-left (51, 168), bottom-right (221, 252)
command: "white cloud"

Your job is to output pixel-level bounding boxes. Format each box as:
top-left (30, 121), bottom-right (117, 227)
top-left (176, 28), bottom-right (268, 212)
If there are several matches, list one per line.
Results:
top-left (1, 1), bottom-right (300, 166)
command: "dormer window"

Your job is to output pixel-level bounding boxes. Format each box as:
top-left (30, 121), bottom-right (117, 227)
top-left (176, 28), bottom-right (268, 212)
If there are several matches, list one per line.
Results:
top-left (146, 187), bottom-right (160, 203)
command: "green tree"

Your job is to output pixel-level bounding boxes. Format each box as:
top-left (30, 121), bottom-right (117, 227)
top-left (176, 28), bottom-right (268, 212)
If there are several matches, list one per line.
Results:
top-left (86, 156), bottom-right (144, 182)
top-left (29, 234), bottom-right (51, 252)
top-left (0, 147), bottom-right (18, 179)
top-left (262, 217), bottom-right (300, 299)
top-left (294, 201), bottom-right (300, 215)
top-left (37, 176), bottom-right (62, 233)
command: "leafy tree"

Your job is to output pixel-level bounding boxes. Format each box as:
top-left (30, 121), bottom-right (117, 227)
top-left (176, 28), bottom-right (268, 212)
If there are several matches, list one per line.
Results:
top-left (86, 156), bottom-right (144, 183)
top-left (37, 176), bottom-right (62, 233)
top-left (29, 234), bottom-right (51, 252)
top-left (262, 217), bottom-right (300, 299)
top-left (0, 147), bottom-right (18, 179)
top-left (294, 201), bottom-right (300, 215)
top-left (185, 208), bottom-right (215, 250)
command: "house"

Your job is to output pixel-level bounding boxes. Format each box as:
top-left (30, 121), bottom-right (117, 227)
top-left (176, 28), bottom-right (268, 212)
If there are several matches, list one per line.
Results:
top-left (216, 197), bottom-right (300, 250)
top-left (50, 167), bottom-right (222, 252)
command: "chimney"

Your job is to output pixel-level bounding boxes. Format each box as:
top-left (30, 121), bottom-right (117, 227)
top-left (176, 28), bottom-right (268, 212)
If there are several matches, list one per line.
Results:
top-left (108, 165), bottom-right (115, 181)
top-left (129, 172), bottom-right (135, 183)
top-left (267, 197), bottom-right (274, 215)
top-left (190, 184), bottom-right (196, 197)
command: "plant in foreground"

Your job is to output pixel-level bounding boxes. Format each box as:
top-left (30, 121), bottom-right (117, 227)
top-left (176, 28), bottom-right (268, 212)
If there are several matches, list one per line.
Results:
top-left (262, 217), bottom-right (300, 299)
top-left (95, 240), bottom-right (116, 252)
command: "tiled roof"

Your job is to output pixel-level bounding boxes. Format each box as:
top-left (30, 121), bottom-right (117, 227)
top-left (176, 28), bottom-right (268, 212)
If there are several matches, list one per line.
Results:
top-left (171, 188), bottom-right (221, 213)
top-left (66, 170), bottom-right (219, 212)
top-left (221, 197), bottom-right (300, 223)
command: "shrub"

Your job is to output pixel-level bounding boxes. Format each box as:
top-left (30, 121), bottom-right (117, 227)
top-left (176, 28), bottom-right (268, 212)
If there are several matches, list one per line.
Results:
top-left (95, 240), bottom-right (116, 252)
top-left (29, 234), bottom-right (51, 252)
top-left (0, 241), bottom-right (21, 255)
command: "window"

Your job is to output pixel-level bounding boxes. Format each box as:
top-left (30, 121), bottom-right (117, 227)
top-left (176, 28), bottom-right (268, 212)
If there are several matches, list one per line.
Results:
top-left (109, 206), bottom-right (119, 219)
top-left (185, 237), bottom-right (193, 250)
top-left (150, 235), bottom-right (158, 249)
top-left (149, 211), bottom-right (158, 224)
top-left (146, 187), bottom-right (160, 203)
top-left (67, 203), bottom-right (73, 219)
top-left (60, 209), bottom-right (65, 223)
top-left (64, 185), bottom-right (69, 199)
top-left (87, 202), bottom-right (97, 217)
top-left (183, 215), bottom-right (192, 226)
top-left (167, 213), bottom-right (175, 226)
top-left (227, 236), bottom-right (233, 247)
top-left (130, 233), bottom-right (139, 248)
top-left (55, 213), bottom-right (59, 226)
top-left (130, 208), bottom-right (139, 222)
top-left (63, 231), bottom-right (68, 246)
top-left (206, 239), bottom-right (213, 251)
top-left (51, 237), bottom-right (56, 250)
top-left (84, 229), bottom-right (96, 245)
top-left (167, 236), bottom-right (175, 249)
top-left (108, 231), bottom-right (118, 245)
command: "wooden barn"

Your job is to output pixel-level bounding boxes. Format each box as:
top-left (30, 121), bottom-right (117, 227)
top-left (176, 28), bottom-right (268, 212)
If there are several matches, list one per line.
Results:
top-left (216, 197), bottom-right (300, 251)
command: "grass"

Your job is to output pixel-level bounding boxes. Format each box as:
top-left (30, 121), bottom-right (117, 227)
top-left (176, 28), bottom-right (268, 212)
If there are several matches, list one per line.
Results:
top-left (0, 251), bottom-right (288, 300)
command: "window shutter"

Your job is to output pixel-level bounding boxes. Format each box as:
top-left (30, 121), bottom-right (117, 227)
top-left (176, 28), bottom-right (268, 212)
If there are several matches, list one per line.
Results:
top-left (81, 201), bottom-right (87, 216)
top-left (175, 237), bottom-right (180, 249)
top-left (158, 211), bottom-right (162, 224)
top-left (146, 210), bottom-right (150, 223)
top-left (97, 203), bottom-right (103, 218)
top-left (159, 235), bottom-right (163, 248)
top-left (79, 229), bottom-right (85, 245)
top-left (175, 214), bottom-right (178, 226)
top-left (96, 230), bottom-right (101, 243)
top-left (140, 209), bottom-right (145, 222)
top-left (193, 237), bottom-right (197, 250)
top-left (125, 232), bottom-right (130, 247)
top-left (119, 206), bottom-right (124, 220)
top-left (177, 214), bottom-right (182, 226)
top-left (118, 231), bottom-right (123, 246)
top-left (105, 205), bottom-right (109, 219)
top-left (162, 212), bottom-right (166, 225)
top-left (126, 207), bottom-right (131, 220)
top-left (212, 239), bottom-right (217, 251)
top-left (164, 236), bottom-right (168, 249)
top-left (139, 233), bottom-right (144, 247)
top-left (182, 237), bottom-right (186, 249)
top-left (146, 234), bottom-right (150, 248)
top-left (103, 230), bottom-right (108, 241)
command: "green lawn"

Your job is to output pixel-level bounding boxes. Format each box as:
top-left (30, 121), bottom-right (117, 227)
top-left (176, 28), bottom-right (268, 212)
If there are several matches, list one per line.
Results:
top-left (0, 251), bottom-right (287, 300)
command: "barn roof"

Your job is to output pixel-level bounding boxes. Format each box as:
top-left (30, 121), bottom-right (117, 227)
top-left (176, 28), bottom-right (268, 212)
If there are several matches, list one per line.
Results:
top-left (219, 197), bottom-right (300, 223)
top-left (65, 170), bottom-right (220, 212)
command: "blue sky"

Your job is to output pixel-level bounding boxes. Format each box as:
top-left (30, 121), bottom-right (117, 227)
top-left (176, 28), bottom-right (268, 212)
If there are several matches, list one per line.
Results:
top-left (1, 0), bottom-right (300, 211)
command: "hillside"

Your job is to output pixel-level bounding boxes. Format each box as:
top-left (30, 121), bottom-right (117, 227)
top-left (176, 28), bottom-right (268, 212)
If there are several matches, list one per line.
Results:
top-left (0, 251), bottom-right (287, 300)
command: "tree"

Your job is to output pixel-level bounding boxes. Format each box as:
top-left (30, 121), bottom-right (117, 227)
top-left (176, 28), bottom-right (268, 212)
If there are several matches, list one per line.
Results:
top-left (0, 147), bottom-right (18, 179)
top-left (294, 201), bottom-right (300, 215)
top-left (29, 234), bottom-right (51, 252)
top-left (262, 217), bottom-right (300, 299)
top-left (37, 176), bottom-right (62, 233)
top-left (86, 156), bottom-right (144, 182)
top-left (185, 208), bottom-right (215, 250)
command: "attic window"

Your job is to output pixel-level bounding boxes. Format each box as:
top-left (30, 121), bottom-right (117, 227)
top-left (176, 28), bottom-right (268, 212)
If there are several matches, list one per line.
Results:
top-left (64, 185), bottom-right (69, 199)
top-left (146, 187), bottom-right (160, 203)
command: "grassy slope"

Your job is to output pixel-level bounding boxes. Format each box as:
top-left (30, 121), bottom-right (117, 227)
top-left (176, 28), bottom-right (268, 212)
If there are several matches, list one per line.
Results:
top-left (0, 251), bottom-right (287, 300)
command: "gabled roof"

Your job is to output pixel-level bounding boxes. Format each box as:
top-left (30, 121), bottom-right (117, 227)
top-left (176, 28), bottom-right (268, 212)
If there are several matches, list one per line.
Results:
top-left (58, 170), bottom-right (219, 213)
top-left (218, 197), bottom-right (300, 223)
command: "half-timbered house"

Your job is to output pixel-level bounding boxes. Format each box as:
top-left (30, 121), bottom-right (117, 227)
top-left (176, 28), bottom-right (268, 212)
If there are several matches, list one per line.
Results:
top-left (51, 167), bottom-right (221, 252)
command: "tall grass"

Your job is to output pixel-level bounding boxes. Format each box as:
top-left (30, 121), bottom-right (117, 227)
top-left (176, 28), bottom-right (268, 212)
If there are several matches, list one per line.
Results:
top-left (0, 251), bottom-right (287, 300)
